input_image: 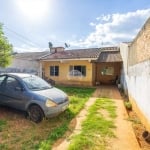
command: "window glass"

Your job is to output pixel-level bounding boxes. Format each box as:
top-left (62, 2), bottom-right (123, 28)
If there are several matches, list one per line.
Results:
top-left (0, 76), bottom-right (6, 85)
top-left (23, 75), bottom-right (51, 91)
top-left (5, 77), bottom-right (20, 89)
top-left (69, 66), bottom-right (86, 76)
top-left (101, 67), bottom-right (114, 75)
top-left (50, 66), bottom-right (59, 76)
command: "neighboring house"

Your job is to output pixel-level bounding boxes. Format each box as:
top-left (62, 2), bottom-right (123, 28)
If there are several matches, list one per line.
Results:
top-left (40, 46), bottom-right (122, 86)
top-left (120, 17), bottom-right (150, 130)
top-left (0, 51), bottom-right (49, 76)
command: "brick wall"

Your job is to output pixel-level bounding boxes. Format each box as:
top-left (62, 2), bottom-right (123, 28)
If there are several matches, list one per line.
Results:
top-left (129, 17), bottom-right (150, 66)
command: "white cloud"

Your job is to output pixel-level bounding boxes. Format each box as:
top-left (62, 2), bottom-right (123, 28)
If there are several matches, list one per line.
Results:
top-left (96, 14), bottom-right (111, 22)
top-left (89, 22), bottom-right (96, 26)
top-left (70, 9), bottom-right (150, 48)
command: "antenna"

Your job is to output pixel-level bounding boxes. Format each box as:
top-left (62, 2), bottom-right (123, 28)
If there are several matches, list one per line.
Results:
top-left (64, 43), bottom-right (70, 48)
top-left (48, 42), bottom-right (53, 52)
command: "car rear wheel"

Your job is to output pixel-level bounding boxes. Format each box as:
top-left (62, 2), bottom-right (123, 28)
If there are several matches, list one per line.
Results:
top-left (28, 105), bottom-right (44, 123)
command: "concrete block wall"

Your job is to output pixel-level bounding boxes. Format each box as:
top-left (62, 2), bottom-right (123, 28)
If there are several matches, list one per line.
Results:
top-left (129, 17), bottom-right (150, 66)
top-left (120, 17), bottom-right (150, 130)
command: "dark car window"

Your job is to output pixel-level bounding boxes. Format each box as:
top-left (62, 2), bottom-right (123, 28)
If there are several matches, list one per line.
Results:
top-left (0, 76), bottom-right (6, 86)
top-left (5, 77), bottom-right (21, 90)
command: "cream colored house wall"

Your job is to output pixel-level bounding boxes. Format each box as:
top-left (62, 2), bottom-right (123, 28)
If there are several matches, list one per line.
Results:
top-left (42, 60), bottom-right (94, 86)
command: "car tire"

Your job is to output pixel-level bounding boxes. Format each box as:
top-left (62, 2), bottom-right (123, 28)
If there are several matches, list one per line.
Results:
top-left (28, 105), bottom-right (44, 123)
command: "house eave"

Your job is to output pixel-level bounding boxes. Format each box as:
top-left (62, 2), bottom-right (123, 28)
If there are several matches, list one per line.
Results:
top-left (40, 58), bottom-right (97, 62)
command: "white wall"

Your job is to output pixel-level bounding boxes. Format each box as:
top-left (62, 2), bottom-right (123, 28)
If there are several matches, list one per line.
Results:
top-left (128, 60), bottom-right (150, 121)
top-left (9, 58), bottom-right (40, 76)
top-left (120, 43), bottom-right (150, 125)
top-left (120, 43), bottom-right (129, 95)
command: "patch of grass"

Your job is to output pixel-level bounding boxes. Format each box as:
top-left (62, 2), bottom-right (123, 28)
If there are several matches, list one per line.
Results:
top-left (124, 101), bottom-right (132, 110)
top-left (0, 87), bottom-right (95, 150)
top-left (0, 144), bottom-right (8, 149)
top-left (0, 120), bottom-right (7, 132)
top-left (36, 86), bottom-right (95, 150)
top-left (68, 98), bottom-right (117, 150)
top-left (127, 117), bottom-right (141, 124)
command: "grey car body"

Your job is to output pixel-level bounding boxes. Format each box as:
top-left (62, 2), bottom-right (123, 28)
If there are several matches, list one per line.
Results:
top-left (0, 73), bottom-right (69, 123)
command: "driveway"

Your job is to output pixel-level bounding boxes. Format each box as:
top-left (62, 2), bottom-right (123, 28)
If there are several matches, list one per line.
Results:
top-left (94, 86), bottom-right (140, 150)
top-left (53, 85), bottom-right (140, 150)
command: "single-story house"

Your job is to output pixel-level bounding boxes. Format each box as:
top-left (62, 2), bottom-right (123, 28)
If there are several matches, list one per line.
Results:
top-left (0, 51), bottom-right (49, 76)
top-left (40, 46), bottom-right (122, 86)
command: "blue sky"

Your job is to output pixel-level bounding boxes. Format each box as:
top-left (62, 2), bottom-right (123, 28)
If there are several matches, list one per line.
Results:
top-left (0, 0), bottom-right (150, 52)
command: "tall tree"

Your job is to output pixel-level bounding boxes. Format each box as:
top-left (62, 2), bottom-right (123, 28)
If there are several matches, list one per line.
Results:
top-left (0, 23), bottom-right (13, 67)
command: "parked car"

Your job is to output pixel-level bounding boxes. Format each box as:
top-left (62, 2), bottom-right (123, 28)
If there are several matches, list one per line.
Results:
top-left (0, 73), bottom-right (69, 123)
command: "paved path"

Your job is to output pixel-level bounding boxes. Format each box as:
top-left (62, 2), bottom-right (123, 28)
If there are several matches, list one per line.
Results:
top-left (53, 86), bottom-right (140, 150)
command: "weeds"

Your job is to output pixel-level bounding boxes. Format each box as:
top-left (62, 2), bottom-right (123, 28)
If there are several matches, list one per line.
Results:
top-left (0, 120), bottom-right (7, 132)
top-left (0, 87), bottom-right (95, 150)
top-left (68, 98), bottom-right (117, 150)
top-left (124, 101), bottom-right (132, 111)
top-left (37, 87), bottom-right (95, 150)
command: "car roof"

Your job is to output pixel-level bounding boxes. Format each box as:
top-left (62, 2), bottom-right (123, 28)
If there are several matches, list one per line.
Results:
top-left (1, 73), bottom-right (34, 78)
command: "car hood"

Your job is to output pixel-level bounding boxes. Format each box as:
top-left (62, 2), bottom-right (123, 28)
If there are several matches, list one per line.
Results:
top-left (33, 87), bottom-right (68, 104)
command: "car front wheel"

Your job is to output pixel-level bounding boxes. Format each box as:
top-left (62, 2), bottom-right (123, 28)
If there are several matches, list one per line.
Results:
top-left (28, 105), bottom-right (44, 123)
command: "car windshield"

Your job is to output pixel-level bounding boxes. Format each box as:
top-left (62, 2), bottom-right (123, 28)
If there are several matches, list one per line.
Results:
top-left (22, 75), bottom-right (52, 91)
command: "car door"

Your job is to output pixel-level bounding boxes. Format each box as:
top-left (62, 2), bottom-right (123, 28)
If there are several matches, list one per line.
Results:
top-left (2, 76), bottom-right (26, 110)
top-left (0, 75), bottom-right (7, 104)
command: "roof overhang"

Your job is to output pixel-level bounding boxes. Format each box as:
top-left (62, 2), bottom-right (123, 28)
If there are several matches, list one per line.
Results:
top-left (40, 58), bottom-right (97, 63)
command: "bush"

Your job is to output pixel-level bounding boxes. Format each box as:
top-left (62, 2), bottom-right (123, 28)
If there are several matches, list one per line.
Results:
top-left (124, 101), bottom-right (132, 111)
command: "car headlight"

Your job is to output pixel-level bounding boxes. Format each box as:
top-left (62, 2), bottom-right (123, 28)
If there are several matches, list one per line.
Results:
top-left (45, 99), bottom-right (57, 107)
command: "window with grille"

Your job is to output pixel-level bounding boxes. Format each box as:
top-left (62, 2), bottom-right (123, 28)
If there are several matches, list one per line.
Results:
top-left (50, 66), bottom-right (59, 76)
top-left (69, 66), bottom-right (86, 76)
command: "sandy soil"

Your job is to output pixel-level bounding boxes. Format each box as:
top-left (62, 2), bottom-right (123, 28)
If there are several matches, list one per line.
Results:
top-left (52, 85), bottom-right (141, 150)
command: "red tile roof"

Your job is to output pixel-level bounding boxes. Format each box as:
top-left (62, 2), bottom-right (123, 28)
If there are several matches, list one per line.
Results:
top-left (40, 47), bottom-right (120, 61)
top-left (13, 47), bottom-right (122, 63)
top-left (40, 48), bottom-right (101, 60)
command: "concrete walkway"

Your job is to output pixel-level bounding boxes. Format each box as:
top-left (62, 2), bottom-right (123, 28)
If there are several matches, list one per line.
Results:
top-left (52, 86), bottom-right (140, 150)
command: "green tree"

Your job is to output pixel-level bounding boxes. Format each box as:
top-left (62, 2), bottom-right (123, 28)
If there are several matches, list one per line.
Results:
top-left (0, 23), bottom-right (13, 67)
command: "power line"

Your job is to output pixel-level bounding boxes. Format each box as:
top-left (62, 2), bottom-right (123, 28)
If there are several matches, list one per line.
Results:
top-left (4, 25), bottom-right (43, 48)
top-left (3, 25), bottom-right (71, 50)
